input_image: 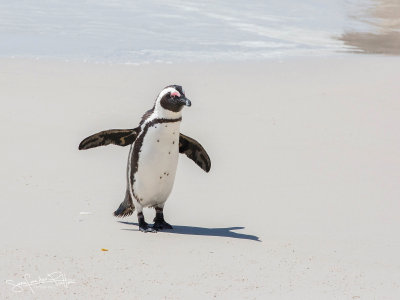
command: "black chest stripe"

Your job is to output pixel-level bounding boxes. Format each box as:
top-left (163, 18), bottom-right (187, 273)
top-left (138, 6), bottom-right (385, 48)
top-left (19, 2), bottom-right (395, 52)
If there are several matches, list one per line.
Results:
top-left (130, 117), bottom-right (182, 201)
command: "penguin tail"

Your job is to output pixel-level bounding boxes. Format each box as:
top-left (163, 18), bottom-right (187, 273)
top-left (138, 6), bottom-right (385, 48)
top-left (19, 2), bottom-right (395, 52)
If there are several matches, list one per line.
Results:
top-left (113, 190), bottom-right (135, 217)
top-left (113, 204), bottom-right (134, 217)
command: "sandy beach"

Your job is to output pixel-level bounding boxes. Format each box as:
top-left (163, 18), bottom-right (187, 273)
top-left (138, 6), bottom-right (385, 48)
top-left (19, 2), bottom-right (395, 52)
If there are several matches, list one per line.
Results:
top-left (0, 56), bottom-right (399, 299)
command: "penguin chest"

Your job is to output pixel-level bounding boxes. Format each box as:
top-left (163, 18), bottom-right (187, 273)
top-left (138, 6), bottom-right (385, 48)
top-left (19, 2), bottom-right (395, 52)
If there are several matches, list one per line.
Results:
top-left (132, 122), bottom-right (180, 206)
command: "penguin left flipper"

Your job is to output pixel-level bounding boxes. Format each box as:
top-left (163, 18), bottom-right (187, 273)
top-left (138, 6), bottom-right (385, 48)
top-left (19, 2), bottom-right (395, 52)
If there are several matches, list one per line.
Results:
top-left (179, 133), bottom-right (211, 172)
top-left (79, 128), bottom-right (139, 150)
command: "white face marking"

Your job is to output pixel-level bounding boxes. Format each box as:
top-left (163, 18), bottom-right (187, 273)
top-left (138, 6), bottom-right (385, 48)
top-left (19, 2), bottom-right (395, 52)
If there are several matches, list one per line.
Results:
top-left (149, 87), bottom-right (184, 121)
top-left (156, 87), bottom-right (179, 103)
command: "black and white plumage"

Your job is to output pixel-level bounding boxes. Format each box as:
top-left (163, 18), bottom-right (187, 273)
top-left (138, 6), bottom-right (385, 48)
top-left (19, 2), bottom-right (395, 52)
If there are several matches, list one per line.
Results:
top-left (79, 85), bottom-right (211, 232)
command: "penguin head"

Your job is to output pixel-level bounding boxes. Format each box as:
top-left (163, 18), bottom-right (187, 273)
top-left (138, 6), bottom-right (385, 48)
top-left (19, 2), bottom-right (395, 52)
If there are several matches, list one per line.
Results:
top-left (157, 85), bottom-right (191, 113)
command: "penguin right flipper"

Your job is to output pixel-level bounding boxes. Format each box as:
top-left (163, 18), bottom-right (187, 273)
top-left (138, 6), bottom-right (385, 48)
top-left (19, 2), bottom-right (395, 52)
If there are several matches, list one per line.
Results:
top-left (179, 133), bottom-right (211, 172)
top-left (79, 128), bottom-right (139, 150)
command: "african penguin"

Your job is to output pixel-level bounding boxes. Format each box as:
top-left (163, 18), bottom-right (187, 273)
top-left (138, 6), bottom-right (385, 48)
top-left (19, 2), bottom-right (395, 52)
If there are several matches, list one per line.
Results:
top-left (79, 85), bottom-right (211, 232)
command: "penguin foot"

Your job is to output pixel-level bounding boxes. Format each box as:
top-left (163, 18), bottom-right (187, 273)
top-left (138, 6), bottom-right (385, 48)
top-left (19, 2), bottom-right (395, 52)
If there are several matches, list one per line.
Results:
top-left (138, 222), bottom-right (156, 233)
top-left (152, 220), bottom-right (173, 230)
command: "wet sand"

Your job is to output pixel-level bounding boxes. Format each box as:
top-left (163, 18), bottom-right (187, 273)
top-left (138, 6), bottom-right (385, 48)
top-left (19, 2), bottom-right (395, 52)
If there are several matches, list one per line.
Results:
top-left (339, 0), bottom-right (400, 55)
top-left (1, 57), bottom-right (400, 299)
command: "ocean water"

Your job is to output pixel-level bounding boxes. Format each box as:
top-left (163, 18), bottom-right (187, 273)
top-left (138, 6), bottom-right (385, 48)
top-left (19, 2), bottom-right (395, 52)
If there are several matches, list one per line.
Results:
top-left (0, 0), bottom-right (396, 63)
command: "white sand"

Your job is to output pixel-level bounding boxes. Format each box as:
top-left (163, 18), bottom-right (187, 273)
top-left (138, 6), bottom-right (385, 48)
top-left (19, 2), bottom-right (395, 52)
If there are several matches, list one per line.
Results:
top-left (1, 57), bottom-right (400, 299)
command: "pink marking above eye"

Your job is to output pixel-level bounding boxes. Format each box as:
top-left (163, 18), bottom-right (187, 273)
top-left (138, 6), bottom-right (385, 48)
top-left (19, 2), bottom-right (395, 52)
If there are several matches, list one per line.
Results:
top-left (171, 91), bottom-right (181, 97)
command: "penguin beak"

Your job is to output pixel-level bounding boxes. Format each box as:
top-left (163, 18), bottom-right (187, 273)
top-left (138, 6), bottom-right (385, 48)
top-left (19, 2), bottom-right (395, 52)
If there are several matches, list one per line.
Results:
top-left (180, 97), bottom-right (191, 107)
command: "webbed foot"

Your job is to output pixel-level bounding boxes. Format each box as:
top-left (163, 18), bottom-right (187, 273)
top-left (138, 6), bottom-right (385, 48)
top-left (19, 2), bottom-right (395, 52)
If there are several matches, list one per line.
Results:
top-left (153, 220), bottom-right (173, 231)
top-left (139, 221), bottom-right (156, 233)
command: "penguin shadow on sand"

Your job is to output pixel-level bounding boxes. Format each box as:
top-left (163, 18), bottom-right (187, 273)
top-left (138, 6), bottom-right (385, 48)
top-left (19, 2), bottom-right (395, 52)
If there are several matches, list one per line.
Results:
top-left (119, 221), bottom-right (261, 242)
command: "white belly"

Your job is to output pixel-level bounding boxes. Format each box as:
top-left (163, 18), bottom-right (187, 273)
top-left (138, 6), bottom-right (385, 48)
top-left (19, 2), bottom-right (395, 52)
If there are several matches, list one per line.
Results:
top-left (132, 121), bottom-right (180, 207)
